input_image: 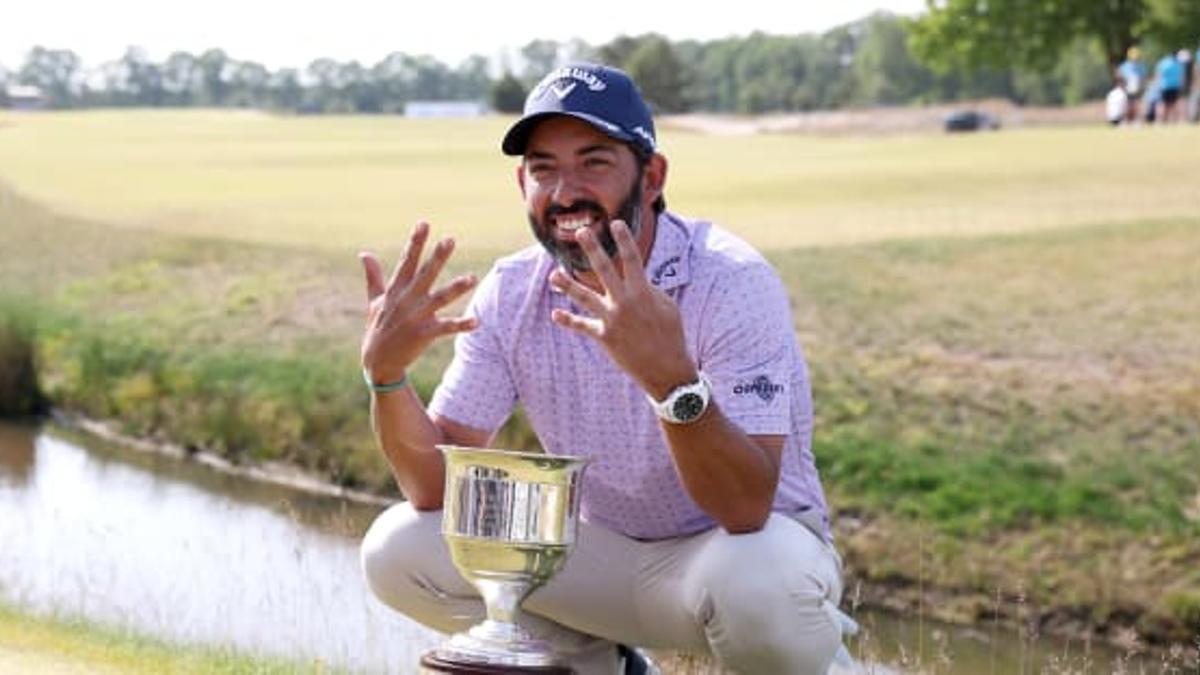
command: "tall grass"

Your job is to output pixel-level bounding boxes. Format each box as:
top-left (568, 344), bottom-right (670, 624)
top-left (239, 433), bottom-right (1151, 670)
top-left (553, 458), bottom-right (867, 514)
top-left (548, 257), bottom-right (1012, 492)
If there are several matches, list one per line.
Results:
top-left (0, 302), bottom-right (45, 417)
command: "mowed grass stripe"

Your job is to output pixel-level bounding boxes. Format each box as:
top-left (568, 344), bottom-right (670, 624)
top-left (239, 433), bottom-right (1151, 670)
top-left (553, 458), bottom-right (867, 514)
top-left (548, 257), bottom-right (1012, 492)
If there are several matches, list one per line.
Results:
top-left (1, 110), bottom-right (1198, 254)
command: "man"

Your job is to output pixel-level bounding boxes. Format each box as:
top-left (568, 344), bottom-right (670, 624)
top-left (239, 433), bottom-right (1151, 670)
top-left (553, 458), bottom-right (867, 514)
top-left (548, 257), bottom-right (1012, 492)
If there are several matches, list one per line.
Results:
top-left (358, 63), bottom-right (849, 675)
top-left (1154, 50), bottom-right (1185, 123)
top-left (1118, 47), bottom-right (1147, 123)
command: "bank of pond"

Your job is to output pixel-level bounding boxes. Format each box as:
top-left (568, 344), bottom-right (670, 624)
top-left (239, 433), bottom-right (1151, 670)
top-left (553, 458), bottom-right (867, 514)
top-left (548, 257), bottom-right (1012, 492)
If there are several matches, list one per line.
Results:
top-left (3, 420), bottom-right (1183, 673)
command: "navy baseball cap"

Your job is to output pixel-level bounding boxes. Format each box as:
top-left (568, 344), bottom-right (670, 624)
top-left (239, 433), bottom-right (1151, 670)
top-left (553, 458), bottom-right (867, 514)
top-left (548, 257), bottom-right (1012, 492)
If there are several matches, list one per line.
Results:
top-left (501, 63), bottom-right (657, 158)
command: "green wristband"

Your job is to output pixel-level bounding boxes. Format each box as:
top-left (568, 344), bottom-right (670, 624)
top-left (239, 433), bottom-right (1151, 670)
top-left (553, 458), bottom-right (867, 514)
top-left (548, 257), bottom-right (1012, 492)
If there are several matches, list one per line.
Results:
top-left (363, 368), bottom-right (408, 393)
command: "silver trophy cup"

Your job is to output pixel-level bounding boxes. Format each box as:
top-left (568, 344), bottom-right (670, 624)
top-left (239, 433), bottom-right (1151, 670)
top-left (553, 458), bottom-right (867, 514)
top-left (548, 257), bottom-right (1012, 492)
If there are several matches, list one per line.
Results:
top-left (420, 445), bottom-right (589, 674)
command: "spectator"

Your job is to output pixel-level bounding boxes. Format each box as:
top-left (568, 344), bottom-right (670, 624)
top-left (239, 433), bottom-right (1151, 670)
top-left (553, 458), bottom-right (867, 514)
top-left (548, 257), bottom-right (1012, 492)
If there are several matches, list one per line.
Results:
top-left (1118, 46), bottom-right (1147, 122)
top-left (1143, 79), bottom-right (1162, 124)
top-left (1154, 51), bottom-right (1185, 123)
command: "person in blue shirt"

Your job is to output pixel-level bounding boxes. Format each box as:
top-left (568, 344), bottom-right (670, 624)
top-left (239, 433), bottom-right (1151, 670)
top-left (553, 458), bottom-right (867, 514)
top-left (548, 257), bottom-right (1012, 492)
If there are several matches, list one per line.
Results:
top-left (1118, 47), bottom-right (1147, 122)
top-left (1155, 52), bottom-right (1185, 123)
top-left (1142, 80), bottom-right (1163, 124)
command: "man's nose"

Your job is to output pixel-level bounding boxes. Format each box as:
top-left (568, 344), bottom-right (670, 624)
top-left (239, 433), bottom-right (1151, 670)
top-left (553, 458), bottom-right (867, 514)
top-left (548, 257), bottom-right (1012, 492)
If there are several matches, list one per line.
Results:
top-left (550, 171), bottom-right (586, 206)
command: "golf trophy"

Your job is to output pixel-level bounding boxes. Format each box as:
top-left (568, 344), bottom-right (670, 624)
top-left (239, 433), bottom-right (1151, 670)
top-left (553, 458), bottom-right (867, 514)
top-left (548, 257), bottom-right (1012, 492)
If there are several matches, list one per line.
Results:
top-left (420, 445), bottom-right (590, 674)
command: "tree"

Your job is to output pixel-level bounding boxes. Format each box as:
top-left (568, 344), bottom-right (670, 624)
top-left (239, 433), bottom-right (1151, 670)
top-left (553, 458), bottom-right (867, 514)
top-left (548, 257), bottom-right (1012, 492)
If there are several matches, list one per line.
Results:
top-left (227, 60), bottom-right (270, 108)
top-left (18, 46), bottom-right (83, 107)
top-left (489, 72), bottom-right (527, 113)
top-left (267, 68), bottom-right (303, 111)
top-left (105, 46), bottom-right (165, 107)
top-left (520, 39), bottom-right (561, 85)
top-left (852, 13), bottom-right (934, 105)
top-left (909, 0), bottom-right (1198, 73)
top-left (1144, 0), bottom-right (1200, 52)
top-left (623, 35), bottom-right (690, 113)
top-left (162, 51), bottom-right (200, 106)
top-left (196, 49), bottom-right (231, 105)
top-left (452, 55), bottom-right (491, 100)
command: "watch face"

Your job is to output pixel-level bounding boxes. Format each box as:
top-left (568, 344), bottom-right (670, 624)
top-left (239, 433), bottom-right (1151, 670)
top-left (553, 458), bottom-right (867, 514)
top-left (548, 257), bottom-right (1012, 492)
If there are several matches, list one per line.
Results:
top-left (673, 392), bottom-right (705, 421)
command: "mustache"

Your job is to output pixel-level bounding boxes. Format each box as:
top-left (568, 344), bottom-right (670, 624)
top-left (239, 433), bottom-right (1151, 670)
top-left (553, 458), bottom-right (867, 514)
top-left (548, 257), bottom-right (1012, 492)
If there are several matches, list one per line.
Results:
top-left (544, 200), bottom-right (607, 221)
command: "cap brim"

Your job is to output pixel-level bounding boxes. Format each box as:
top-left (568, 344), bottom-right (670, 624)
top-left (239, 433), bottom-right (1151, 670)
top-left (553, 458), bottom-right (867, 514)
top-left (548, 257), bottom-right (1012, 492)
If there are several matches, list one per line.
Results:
top-left (501, 111), bottom-right (638, 156)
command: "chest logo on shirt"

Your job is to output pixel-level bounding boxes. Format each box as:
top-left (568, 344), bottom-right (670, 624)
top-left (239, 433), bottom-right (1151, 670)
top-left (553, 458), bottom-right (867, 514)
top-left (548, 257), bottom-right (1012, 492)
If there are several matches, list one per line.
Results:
top-left (651, 256), bottom-right (680, 286)
top-left (733, 375), bottom-right (785, 403)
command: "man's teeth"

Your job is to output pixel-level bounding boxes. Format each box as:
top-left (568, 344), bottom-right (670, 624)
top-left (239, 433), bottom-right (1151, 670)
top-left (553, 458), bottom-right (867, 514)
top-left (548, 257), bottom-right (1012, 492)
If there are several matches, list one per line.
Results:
top-left (558, 216), bottom-right (591, 231)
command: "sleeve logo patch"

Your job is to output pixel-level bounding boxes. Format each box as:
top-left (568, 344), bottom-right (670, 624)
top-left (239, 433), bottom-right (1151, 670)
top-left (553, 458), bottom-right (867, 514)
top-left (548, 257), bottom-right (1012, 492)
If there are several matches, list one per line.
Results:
top-left (733, 375), bottom-right (785, 403)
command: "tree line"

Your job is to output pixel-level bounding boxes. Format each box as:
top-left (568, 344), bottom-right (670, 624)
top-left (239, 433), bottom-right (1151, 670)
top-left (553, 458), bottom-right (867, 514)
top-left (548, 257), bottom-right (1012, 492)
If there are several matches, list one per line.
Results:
top-left (1, 3), bottom-right (1195, 115)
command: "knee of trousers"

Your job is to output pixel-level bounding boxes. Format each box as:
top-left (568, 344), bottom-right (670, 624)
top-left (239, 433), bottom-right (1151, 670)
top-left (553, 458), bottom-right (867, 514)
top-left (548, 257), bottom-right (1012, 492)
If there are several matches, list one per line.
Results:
top-left (684, 515), bottom-right (843, 674)
top-left (360, 502), bottom-right (449, 613)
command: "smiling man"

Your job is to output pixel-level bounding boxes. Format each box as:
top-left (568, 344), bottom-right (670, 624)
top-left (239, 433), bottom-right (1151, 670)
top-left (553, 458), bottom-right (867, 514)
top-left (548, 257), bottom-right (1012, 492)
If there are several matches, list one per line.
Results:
top-left (358, 63), bottom-right (850, 674)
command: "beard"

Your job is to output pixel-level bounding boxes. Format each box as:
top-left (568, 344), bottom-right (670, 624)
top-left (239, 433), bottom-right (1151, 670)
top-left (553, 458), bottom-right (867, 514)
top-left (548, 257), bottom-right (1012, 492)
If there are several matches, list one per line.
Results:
top-left (528, 173), bottom-right (644, 274)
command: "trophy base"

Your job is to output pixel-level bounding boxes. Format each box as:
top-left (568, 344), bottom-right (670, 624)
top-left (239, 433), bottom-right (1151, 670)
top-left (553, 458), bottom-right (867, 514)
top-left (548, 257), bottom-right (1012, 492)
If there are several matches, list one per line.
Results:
top-left (419, 652), bottom-right (574, 674)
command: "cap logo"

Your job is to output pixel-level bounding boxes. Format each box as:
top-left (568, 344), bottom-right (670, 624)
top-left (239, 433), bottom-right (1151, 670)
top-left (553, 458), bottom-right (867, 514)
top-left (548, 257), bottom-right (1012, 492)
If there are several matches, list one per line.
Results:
top-left (550, 82), bottom-right (578, 100)
top-left (533, 66), bottom-right (608, 101)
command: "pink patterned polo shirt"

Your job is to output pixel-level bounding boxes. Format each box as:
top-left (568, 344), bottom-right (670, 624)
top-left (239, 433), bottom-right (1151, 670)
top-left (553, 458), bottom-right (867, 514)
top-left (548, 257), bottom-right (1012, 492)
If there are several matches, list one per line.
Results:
top-left (428, 212), bottom-right (831, 541)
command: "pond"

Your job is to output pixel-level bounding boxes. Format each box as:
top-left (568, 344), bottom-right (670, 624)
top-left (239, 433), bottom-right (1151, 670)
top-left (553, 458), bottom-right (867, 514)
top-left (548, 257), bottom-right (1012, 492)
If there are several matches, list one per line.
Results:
top-left (0, 420), bottom-right (1145, 673)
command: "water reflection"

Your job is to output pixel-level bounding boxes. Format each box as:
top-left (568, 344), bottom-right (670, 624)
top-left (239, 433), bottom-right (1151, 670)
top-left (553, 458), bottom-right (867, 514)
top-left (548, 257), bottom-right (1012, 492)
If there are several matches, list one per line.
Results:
top-left (0, 421), bottom-right (437, 673)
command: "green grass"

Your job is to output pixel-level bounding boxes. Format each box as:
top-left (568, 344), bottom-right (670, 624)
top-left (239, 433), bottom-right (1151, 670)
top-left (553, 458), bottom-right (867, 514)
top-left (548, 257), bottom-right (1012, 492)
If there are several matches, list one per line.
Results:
top-left (1, 110), bottom-right (1199, 253)
top-left (2, 111), bottom-right (1199, 644)
top-left (0, 603), bottom-right (339, 674)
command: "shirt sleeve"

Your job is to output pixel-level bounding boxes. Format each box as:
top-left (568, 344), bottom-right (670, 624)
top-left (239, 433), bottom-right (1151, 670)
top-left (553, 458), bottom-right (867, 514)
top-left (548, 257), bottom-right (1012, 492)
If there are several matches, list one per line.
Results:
top-left (427, 264), bottom-right (518, 434)
top-left (697, 261), bottom-right (798, 437)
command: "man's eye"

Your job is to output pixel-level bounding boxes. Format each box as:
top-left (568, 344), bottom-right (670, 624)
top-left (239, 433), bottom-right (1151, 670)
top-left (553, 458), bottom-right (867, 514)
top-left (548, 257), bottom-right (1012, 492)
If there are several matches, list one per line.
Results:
top-left (584, 158), bottom-right (611, 169)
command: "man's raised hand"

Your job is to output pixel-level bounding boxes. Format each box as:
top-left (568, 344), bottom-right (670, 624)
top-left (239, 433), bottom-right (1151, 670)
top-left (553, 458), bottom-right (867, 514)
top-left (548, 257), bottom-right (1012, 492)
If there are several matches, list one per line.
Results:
top-left (548, 220), bottom-right (696, 398)
top-left (359, 221), bottom-right (478, 385)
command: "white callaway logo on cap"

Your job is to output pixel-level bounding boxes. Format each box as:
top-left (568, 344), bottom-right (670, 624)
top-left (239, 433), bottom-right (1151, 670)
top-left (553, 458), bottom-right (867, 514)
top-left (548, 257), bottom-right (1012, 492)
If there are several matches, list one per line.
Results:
top-left (533, 66), bottom-right (608, 100)
top-left (550, 82), bottom-right (577, 100)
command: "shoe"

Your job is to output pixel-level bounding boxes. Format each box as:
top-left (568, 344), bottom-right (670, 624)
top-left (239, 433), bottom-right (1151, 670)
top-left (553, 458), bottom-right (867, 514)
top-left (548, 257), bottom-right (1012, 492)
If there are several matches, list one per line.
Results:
top-left (617, 644), bottom-right (660, 675)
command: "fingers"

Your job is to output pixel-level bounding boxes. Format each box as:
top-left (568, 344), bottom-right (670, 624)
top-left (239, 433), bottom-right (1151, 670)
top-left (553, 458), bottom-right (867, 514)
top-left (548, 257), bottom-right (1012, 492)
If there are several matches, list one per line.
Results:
top-left (575, 227), bottom-right (622, 291)
top-left (550, 308), bottom-right (603, 339)
top-left (413, 237), bottom-right (456, 296)
top-left (609, 220), bottom-right (644, 285)
top-left (359, 252), bottom-right (386, 301)
top-left (432, 315), bottom-right (480, 336)
top-left (425, 274), bottom-right (478, 312)
top-left (549, 268), bottom-right (607, 316)
top-left (389, 221), bottom-right (430, 291)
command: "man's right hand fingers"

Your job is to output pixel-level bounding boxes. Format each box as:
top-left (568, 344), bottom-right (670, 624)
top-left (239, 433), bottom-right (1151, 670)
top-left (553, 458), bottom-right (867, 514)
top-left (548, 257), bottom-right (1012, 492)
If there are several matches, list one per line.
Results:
top-left (411, 236), bottom-right (456, 297)
top-left (425, 274), bottom-right (477, 312)
top-left (360, 253), bottom-right (386, 301)
top-left (389, 221), bottom-right (431, 291)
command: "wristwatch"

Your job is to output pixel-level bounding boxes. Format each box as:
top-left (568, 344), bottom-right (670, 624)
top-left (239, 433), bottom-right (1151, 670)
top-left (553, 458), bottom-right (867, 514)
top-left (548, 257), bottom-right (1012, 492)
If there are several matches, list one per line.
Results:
top-left (648, 373), bottom-right (712, 424)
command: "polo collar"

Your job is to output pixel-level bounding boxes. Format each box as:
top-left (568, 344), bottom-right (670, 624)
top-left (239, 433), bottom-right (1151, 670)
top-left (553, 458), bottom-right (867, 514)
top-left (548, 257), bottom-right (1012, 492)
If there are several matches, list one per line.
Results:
top-left (643, 211), bottom-right (692, 292)
top-left (544, 211), bottom-right (693, 293)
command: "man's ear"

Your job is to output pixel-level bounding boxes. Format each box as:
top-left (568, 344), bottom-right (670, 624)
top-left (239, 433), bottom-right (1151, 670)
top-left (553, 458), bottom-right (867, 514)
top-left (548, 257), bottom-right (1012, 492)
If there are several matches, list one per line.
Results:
top-left (515, 162), bottom-right (527, 198)
top-left (643, 153), bottom-right (668, 204)
top-left (513, 160), bottom-right (528, 196)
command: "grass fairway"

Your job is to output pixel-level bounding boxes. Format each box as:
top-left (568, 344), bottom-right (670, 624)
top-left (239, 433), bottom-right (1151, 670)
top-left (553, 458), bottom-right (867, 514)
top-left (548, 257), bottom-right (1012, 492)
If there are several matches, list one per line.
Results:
top-left (1, 109), bottom-right (1198, 254)
top-left (2, 110), bottom-right (1199, 650)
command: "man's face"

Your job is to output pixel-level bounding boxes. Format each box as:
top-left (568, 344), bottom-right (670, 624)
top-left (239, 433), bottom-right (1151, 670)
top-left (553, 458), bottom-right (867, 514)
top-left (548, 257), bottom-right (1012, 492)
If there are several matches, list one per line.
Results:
top-left (520, 117), bottom-right (645, 273)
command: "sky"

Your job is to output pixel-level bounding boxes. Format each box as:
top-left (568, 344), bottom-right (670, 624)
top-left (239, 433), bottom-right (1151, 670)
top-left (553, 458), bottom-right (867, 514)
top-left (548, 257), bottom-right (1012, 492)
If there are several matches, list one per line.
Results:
top-left (2, 0), bottom-right (928, 72)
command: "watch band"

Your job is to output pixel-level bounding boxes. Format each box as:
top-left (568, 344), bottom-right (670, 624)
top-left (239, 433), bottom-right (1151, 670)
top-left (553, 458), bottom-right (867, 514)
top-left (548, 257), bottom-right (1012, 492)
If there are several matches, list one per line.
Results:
top-left (648, 373), bottom-right (712, 424)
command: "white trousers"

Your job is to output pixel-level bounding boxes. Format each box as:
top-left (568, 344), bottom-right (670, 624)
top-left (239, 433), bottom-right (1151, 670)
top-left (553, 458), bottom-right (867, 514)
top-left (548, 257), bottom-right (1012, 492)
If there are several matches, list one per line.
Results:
top-left (361, 503), bottom-right (846, 675)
